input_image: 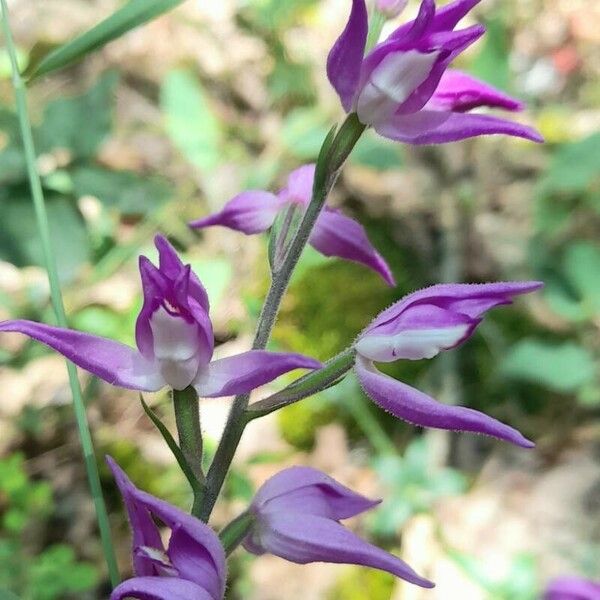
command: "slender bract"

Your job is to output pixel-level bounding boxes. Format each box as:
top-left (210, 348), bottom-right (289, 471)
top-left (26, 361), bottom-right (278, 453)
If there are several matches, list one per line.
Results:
top-left (0, 0), bottom-right (120, 586)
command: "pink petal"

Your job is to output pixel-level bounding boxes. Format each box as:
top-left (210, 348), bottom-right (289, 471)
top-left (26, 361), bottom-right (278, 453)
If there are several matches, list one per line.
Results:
top-left (193, 350), bottom-right (321, 398)
top-left (279, 164), bottom-right (316, 205)
top-left (0, 320), bottom-right (163, 391)
top-left (189, 190), bottom-right (283, 235)
top-left (248, 511), bottom-right (433, 588)
top-left (428, 69), bottom-right (524, 112)
top-left (374, 109), bottom-right (543, 144)
top-left (253, 466), bottom-right (380, 519)
top-left (355, 357), bottom-right (534, 448)
top-left (326, 0), bottom-right (368, 112)
top-left (310, 208), bottom-right (395, 285)
top-left (110, 577), bottom-right (214, 600)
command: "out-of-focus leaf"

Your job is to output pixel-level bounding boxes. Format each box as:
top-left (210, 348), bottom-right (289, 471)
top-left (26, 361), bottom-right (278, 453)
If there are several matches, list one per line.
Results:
top-left (350, 131), bottom-right (403, 171)
top-left (501, 339), bottom-right (596, 393)
top-left (36, 72), bottom-right (118, 158)
top-left (281, 108), bottom-right (329, 160)
top-left (538, 133), bottom-right (600, 195)
top-left (188, 258), bottom-right (233, 306)
top-left (0, 109), bottom-right (26, 183)
top-left (71, 166), bottom-right (169, 215)
top-left (544, 242), bottom-right (600, 321)
top-left (471, 18), bottom-right (510, 91)
top-left (244, 0), bottom-right (319, 29)
top-left (160, 69), bottom-right (223, 171)
top-left (0, 194), bottom-right (90, 282)
top-left (24, 0), bottom-right (185, 81)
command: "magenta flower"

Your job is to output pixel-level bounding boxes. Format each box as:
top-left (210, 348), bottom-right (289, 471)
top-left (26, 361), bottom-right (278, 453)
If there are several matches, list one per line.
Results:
top-left (376, 0), bottom-right (408, 18)
top-left (189, 164), bottom-right (395, 286)
top-left (106, 457), bottom-right (226, 600)
top-left (243, 466), bottom-right (434, 588)
top-left (544, 576), bottom-right (600, 600)
top-left (0, 235), bottom-right (319, 395)
top-left (354, 282), bottom-right (543, 447)
top-left (327, 0), bottom-right (543, 144)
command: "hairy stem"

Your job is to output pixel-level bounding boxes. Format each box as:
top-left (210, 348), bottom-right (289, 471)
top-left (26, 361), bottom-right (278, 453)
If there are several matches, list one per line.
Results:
top-left (248, 348), bottom-right (356, 419)
top-left (200, 115), bottom-right (365, 521)
top-left (0, 1), bottom-right (120, 586)
top-left (219, 511), bottom-right (255, 556)
top-left (172, 387), bottom-right (205, 516)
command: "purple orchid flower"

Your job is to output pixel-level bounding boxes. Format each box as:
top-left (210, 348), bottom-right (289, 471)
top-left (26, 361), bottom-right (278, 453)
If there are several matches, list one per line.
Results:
top-left (376, 0), bottom-right (408, 19)
top-left (106, 456), bottom-right (226, 600)
top-left (189, 164), bottom-right (395, 286)
top-left (0, 235), bottom-right (320, 395)
top-left (544, 576), bottom-right (600, 600)
top-left (243, 466), bottom-right (434, 588)
top-left (327, 0), bottom-right (543, 144)
top-left (354, 281), bottom-right (543, 447)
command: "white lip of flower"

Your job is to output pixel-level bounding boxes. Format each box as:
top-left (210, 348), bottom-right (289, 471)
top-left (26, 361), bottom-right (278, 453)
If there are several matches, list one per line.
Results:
top-left (356, 50), bottom-right (440, 126)
top-left (355, 323), bottom-right (471, 362)
top-left (149, 306), bottom-right (202, 389)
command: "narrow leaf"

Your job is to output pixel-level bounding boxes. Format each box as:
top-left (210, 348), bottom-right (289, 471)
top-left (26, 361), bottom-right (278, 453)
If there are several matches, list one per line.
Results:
top-left (25, 0), bottom-right (185, 81)
top-left (139, 395), bottom-right (203, 494)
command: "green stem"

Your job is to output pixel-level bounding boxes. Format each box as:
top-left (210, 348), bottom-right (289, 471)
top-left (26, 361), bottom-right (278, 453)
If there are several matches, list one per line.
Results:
top-left (172, 387), bottom-right (204, 516)
top-left (0, 2), bottom-right (119, 586)
top-left (200, 115), bottom-right (366, 521)
top-left (366, 10), bottom-right (386, 52)
top-left (219, 511), bottom-right (255, 556)
top-left (248, 348), bottom-right (356, 419)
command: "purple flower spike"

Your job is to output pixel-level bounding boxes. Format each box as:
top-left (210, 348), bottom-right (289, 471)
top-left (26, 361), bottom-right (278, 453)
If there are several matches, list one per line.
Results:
top-left (107, 456), bottom-right (227, 600)
top-left (243, 466), bottom-right (434, 588)
top-left (354, 282), bottom-right (543, 447)
top-left (190, 165), bottom-right (395, 286)
top-left (544, 576), bottom-right (600, 600)
top-left (0, 235), bottom-right (320, 395)
top-left (327, 0), bottom-right (542, 145)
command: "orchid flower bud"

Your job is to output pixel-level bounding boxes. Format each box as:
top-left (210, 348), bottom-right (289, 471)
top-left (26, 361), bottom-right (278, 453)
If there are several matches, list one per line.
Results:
top-left (354, 282), bottom-right (543, 447)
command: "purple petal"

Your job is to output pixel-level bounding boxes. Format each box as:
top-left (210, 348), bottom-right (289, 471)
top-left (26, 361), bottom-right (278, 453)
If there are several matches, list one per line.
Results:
top-left (309, 208), bottom-right (395, 285)
top-left (136, 256), bottom-right (167, 358)
top-left (356, 304), bottom-right (478, 362)
top-left (0, 320), bottom-right (163, 391)
top-left (395, 25), bottom-right (486, 115)
top-left (194, 351), bottom-right (321, 398)
top-left (252, 466), bottom-right (380, 519)
top-left (430, 0), bottom-right (482, 32)
top-left (246, 511), bottom-right (434, 588)
top-left (544, 576), bottom-right (600, 600)
top-left (155, 235), bottom-right (210, 312)
top-left (428, 70), bottom-right (524, 112)
top-left (374, 109), bottom-right (543, 145)
top-left (279, 164), bottom-right (315, 205)
top-left (110, 577), bottom-right (214, 600)
top-left (355, 357), bottom-right (534, 447)
top-left (107, 456), bottom-right (164, 577)
top-left (365, 282), bottom-right (544, 335)
top-left (326, 0), bottom-right (368, 112)
top-left (107, 457), bottom-right (227, 597)
top-left (189, 190), bottom-right (283, 235)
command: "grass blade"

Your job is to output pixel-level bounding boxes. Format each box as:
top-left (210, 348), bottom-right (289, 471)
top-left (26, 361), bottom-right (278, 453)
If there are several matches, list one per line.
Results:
top-left (25, 0), bottom-right (185, 81)
top-left (0, 1), bottom-right (120, 587)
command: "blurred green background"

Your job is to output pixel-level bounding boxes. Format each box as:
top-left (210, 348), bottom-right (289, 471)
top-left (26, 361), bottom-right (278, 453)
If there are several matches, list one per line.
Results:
top-left (0, 0), bottom-right (599, 598)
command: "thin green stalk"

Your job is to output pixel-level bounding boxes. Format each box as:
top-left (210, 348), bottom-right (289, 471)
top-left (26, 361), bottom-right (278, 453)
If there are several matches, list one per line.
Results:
top-left (219, 511), bottom-right (255, 556)
top-left (0, 2), bottom-right (119, 586)
top-left (366, 10), bottom-right (386, 52)
top-left (172, 387), bottom-right (205, 516)
top-left (200, 115), bottom-right (366, 521)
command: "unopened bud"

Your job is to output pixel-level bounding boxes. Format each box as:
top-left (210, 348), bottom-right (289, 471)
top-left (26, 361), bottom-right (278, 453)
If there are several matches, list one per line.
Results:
top-left (376, 0), bottom-right (408, 18)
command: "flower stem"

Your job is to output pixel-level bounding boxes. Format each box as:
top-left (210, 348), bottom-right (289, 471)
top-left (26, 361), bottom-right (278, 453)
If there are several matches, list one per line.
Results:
top-left (247, 348), bottom-right (356, 419)
top-left (200, 114), bottom-right (365, 521)
top-left (219, 511), bottom-right (255, 556)
top-left (0, 1), bottom-right (119, 586)
top-left (172, 387), bottom-right (205, 515)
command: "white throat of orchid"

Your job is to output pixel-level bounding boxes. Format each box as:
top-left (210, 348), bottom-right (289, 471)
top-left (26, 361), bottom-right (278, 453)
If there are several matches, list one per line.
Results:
top-left (355, 322), bottom-right (472, 362)
top-left (149, 306), bottom-right (202, 389)
top-left (356, 50), bottom-right (440, 126)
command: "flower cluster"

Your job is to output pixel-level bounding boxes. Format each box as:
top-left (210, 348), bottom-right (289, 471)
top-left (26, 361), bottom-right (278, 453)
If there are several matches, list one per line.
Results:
top-left (0, 0), bottom-right (547, 596)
